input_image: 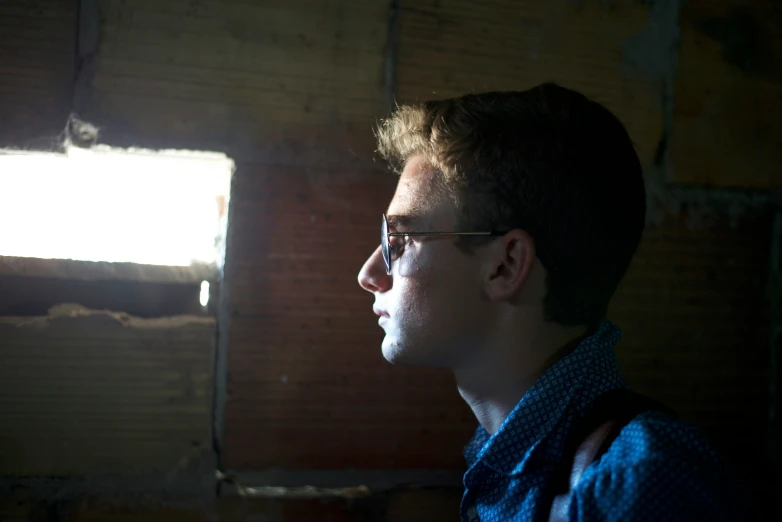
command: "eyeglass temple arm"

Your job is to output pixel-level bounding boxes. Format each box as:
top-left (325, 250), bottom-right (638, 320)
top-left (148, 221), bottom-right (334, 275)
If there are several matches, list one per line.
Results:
top-left (388, 231), bottom-right (506, 237)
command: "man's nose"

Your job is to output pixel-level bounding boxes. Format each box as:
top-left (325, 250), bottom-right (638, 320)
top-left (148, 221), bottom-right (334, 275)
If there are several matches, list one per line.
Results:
top-left (358, 245), bottom-right (392, 293)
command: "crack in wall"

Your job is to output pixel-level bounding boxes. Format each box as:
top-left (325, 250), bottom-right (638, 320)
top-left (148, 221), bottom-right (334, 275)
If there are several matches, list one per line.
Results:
top-left (768, 212), bottom-right (782, 466)
top-left (73, 0), bottom-right (98, 118)
top-left (383, 0), bottom-right (400, 116)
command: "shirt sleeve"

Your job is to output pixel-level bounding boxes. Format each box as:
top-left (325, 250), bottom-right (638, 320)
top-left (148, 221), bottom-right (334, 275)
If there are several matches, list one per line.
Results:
top-left (568, 453), bottom-right (753, 522)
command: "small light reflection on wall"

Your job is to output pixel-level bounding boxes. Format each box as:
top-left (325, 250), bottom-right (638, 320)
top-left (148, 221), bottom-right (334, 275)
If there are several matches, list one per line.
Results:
top-left (200, 281), bottom-right (210, 307)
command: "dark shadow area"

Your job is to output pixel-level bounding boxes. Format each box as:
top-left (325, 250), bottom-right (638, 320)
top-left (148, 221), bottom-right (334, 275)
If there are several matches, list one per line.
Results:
top-left (0, 275), bottom-right (209, 317)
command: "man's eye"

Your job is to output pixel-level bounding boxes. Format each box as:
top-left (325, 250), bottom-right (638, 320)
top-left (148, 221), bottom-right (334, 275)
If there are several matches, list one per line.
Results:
top-left (389, 236), bottom-right (408, 259)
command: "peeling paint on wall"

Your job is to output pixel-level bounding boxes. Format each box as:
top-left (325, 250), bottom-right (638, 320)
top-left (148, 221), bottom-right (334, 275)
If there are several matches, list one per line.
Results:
top-left (623, 0), bottom-right (781, 229)
top-left (696, 7), bottom-right (771, 77)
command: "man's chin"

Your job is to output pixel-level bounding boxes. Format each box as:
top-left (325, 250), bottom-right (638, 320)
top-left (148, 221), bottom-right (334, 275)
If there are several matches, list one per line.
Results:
top-left (381, 339), bottom-right (406, 364)
top-left (381, 338), bottom-right (437, 366)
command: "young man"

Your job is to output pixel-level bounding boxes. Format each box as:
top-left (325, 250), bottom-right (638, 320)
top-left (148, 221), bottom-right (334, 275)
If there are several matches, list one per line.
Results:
top-left (357, 84), bottom-right (747, 521)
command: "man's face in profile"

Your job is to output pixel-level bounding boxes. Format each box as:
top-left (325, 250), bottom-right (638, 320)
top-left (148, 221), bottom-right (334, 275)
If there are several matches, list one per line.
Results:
top-left (358, 155), bottom-right (491, 368)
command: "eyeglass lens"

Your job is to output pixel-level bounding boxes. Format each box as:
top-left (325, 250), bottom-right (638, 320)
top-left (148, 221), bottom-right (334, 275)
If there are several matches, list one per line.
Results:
top-left (381, 214), bottom-right (391, 274)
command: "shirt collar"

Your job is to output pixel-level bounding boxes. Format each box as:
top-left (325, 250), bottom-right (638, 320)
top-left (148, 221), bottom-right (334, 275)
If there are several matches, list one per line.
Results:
top-left (464, 321), bottom-right (626, 476)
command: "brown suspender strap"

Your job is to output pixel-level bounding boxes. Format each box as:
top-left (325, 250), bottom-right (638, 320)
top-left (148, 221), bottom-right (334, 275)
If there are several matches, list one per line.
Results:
top-left (548, 420), bottom-right (616, 522)
top-left (545, 389), bottom-right (676, 522)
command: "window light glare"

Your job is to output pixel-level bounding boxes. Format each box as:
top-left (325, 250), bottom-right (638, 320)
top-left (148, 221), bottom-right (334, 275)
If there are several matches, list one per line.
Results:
top-left (0, 146), bottom-right (233, 267)
top-left (200, 281), bottom-right (210, 307)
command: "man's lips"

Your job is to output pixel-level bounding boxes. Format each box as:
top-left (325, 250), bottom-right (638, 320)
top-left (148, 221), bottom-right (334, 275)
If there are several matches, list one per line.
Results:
top-left (373, 307), bottom-right (389, 318)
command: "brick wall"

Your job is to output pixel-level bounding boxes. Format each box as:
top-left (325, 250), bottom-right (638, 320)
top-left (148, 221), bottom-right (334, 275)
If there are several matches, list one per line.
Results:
top-left (224, 163), bottom-right (476, 471)
top-left (0, 306), bottom-right (215, 477)
top-left (0, 0), bottom-right (779, 520)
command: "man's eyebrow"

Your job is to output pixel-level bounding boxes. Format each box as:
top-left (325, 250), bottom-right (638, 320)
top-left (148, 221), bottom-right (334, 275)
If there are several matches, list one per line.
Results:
top-left (385, 214), bottom-right (419, 230)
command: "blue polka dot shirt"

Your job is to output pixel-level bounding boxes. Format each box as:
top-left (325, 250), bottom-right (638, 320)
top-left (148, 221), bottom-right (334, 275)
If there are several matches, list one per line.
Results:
top-left (461, 321), bottom-right (748, 521)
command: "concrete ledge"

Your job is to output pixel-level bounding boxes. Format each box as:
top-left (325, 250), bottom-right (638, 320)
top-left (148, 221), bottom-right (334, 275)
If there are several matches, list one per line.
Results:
top-left (0, 256), bottom-right (217, 283)
top-left (219, 469), bottom-right (464, 495)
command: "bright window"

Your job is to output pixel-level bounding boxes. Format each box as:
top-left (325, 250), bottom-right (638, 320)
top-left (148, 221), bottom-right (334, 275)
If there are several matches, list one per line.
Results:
top-left (0, 146), bottom-right (234, 268)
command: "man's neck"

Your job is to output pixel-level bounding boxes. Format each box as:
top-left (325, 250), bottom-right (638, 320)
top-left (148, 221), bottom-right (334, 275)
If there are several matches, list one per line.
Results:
top-left (453, 324), bottom-right (588, 435)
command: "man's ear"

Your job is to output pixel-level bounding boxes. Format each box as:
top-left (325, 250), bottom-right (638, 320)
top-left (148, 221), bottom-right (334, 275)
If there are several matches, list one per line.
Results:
top-left (484, 229), bottom-right (536, 302)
